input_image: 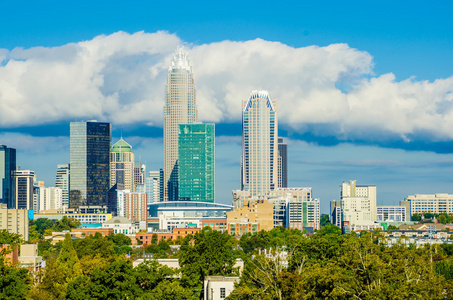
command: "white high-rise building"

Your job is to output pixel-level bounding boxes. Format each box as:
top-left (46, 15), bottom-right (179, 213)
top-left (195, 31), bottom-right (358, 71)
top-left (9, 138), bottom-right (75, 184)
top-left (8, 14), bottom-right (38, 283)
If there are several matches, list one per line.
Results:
top-left (55, 164), bottom-right (70, 208)
top-left (163, 47), bottom-right (198, 201)
top-left (241, 90), bottom-right (278, 196)
top-left (147, 171), bottom-right (161, 204)
top-left (341, 180), bottom-right (380, 231)
top-left (39, 187), bottom-right (63, 212)
top-left (14, 169), bottom-right (34, 210)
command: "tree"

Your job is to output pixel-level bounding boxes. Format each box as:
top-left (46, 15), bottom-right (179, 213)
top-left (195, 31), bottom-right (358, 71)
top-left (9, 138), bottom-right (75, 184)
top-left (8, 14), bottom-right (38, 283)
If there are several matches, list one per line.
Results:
top-left (53, 217), bottom-right (81, 232)
top-left (141, 281), bottom-right (197, 300)
top-left (320, 214), bottom-right (330, 227)
top-left (74, 232), bottom-right (116, 259)
top-left (134, 259), bottom-right (174, 292)
top-left (0, 256), bottom-right (31, 299)
top-left (0, 229), bottom-right (24, 246)
top-left (56, 233), bottom-right (82, 282)
top-left (179, 227), bottom-right (237, 296)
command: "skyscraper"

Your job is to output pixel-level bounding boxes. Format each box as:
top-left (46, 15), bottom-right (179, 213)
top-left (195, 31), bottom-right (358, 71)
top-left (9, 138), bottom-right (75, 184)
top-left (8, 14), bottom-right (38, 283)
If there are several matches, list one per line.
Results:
top-left (163, 47), bottom-right (198, 201)
top-left (70, 121), bottom-right (111, 209)
top-left (178, 123), bottom-right (215, 203)
top-left (0, 145), bottom-right (16, 208)
top-left (110, 138), bottom-right (135, 192)
top-left (14, 169), bottom-right (34, 210)
top-left (55, 164), bottom-right (70, 208)
top-left (241, 90), bottom-right (278, 196)
top-left (277, 137), bottom-right (287, 188)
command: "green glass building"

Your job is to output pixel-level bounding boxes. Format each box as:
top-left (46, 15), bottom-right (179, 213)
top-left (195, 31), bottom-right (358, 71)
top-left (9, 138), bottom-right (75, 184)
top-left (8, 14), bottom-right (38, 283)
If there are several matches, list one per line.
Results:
top-left (178, 123), bottom-right (214, 203)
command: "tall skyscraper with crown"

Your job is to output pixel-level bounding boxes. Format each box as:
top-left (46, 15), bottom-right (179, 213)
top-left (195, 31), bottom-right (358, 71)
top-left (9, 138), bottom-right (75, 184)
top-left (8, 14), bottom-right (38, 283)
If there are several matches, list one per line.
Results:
top-left (241, 90), bottom-right (278, 196)
top-left (163, 47), bottom-right (198, 201)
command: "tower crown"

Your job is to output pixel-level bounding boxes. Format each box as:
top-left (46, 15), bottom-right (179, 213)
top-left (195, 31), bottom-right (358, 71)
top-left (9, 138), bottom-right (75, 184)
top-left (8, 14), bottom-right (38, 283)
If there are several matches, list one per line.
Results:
top-left (169, 46), bottom-right (191, 71)
top-left (244, 90), bottom-right (275, 112)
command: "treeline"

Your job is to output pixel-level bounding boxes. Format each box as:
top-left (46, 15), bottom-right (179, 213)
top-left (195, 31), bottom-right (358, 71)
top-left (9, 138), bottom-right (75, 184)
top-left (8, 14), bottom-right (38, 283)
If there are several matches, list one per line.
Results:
top-left (2, 225), bottom-right (453, 299)
top-left (1, 227), bottom-right (238, 299)
top-left (411, 212), bottom-right (453, 224)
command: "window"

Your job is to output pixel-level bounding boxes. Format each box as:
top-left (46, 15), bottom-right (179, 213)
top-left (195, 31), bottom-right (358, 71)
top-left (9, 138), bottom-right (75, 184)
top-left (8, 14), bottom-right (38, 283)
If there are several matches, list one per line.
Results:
top-left (220, 288), bottom-right (226, 299)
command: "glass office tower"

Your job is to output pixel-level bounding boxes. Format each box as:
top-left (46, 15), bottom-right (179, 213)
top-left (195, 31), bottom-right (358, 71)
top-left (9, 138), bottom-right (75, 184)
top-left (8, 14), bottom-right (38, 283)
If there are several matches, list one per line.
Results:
top-left (0, 145), bottom-right (16, 208)
top-left (70, 121), bottom-right (111, 209)
top-left (241, 90), bottom-right (278, 196)
top-left (178, 123), bottom-right (214, 203)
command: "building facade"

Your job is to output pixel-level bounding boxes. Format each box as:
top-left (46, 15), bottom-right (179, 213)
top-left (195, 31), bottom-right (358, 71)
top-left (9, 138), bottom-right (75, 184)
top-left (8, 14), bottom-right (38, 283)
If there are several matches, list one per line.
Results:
top-left (124, 192), bottom-right (147, 222)
top-left (403, 194), bottom-right (453, 215)
top-left (38, 187), bottom-right (63, 212)
top-left (376, 206), bottom-right (407, 222)
top-left (341, 180), bottom-right (379, 232)
top-left (0, 145), bottom-right (16, 208)
top-left (0, 204), bottom-right (29, 241)
top-left (226, 199), bottom-right (274, 236)
top-left (14, 169), bottom-right (34, 210)
top-left (147, 171), bottom-right (161, 204)
top-left (55, 164), bottom-right (70, 208)
top-left (241, 90), bottom-right (278, 196)
top-left (277, 137), bottom-right (287, 188)
top-left (70, 121), bottom-right (111, 209)
top-left (178, 123), bottom-right (215, 202)
top-left (110, 138), bottom-right (135, 192)
top-left (163, 47), bottom-right (198, 201)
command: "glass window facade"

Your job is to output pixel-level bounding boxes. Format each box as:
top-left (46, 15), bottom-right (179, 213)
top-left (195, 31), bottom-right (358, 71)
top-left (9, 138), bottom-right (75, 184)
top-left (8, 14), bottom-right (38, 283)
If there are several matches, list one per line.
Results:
top-left (178, 124), bottom-right (215, 203)
top-left (0, 145), bottom-right (16, 208)
top-left (70, 121), bottom-right (111, 209)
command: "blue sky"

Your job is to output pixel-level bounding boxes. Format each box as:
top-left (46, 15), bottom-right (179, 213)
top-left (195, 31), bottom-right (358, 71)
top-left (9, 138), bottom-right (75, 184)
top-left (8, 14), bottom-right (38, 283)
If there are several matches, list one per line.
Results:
top-left (1, 1), bottom-right (453, 213)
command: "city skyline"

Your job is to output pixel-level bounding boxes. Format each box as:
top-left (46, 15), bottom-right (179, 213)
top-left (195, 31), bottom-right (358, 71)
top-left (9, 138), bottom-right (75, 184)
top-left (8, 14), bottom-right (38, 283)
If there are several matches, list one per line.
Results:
top-left (1, 2), bottom-right (453, 213)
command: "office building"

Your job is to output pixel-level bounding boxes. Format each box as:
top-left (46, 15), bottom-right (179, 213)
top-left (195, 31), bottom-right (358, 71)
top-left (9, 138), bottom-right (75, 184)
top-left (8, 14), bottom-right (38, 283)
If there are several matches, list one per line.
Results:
top-left (110, 138), bottom-right (135, 191)
top-left (147, 170), bottom-right (161, 204)
top-left (330, 200), bottom-right (342, 227)
top-left (0, 145), bottom-right (16, 208)
top-left (233, 188), bottom-right (320, 230)
top-left (0, 204), bottom-right (29, 241)
top-left (55, 164), bottom-right (70, 208)
top-left (227, 199), bottom-right (274, 236)
top-left (376, 206), bottom-right (407, 222)
top-left (178, 123), bottom-right (215, 202)
top-left (14, 169), bottom-right (34, 210)
top-left (403, 194), bottom-right (453, 215)
top-left (163, 47), bottom-right (198, 201)
top-left (134, 162), bottom-right (145, 188)
top-left (241, 90), bottom-right (278, 196)
top-left (341, 180), bottom-right (380, 232)
top-left (277, 137), bottom-right (287, 188)
top-left (70, 121), bottom-right (111, 209)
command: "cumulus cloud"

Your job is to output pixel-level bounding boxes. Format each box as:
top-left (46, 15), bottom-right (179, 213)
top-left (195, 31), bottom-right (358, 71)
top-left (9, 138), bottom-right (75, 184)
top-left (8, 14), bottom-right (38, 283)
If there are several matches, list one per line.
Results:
top-left (0, 31), bottom-right (452, 144)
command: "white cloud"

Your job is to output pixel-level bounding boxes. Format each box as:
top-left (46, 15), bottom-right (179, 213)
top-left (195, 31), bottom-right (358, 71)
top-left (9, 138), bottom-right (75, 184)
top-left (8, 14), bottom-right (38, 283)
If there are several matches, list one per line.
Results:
top-left (1, 31), bottom-right (452, 143)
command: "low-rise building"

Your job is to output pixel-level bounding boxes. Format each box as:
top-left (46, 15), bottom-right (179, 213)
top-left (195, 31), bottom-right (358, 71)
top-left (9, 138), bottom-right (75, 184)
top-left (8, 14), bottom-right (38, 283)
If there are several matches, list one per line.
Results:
top-left (71, 228), bottom-right (114, 236)
top-left (102, 216), bottom-right (139, 235)
top-left (376, 206), bottom-right (407, 222)
top-left (204, 276), bottom-right (240, 300)
top-left (19, 244), bottom-right (44, 272)
top-left (136, 227), bottom-right (201, 245)
top-left (34, 211), bottom-right (112, 225)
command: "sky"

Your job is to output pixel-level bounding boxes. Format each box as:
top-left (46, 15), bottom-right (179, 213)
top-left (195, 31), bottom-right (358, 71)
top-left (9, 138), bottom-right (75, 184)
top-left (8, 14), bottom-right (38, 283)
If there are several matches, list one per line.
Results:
top-left (1, 1), bottom-right (453, 213)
